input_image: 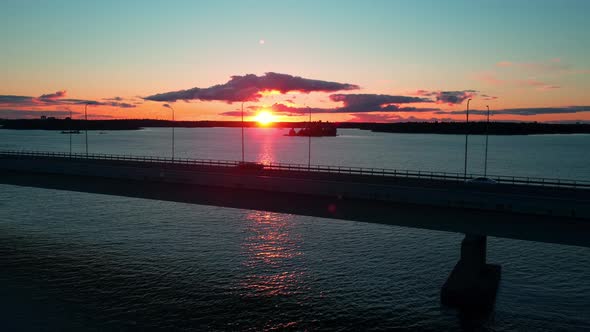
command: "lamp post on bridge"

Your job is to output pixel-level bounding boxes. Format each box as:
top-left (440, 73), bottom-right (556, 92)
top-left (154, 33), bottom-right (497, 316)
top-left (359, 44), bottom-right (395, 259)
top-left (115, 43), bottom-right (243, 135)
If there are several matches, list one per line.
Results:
top-left (241, 101), bottom-right (245, 163)
top-left (68, 109), bottom-right (72, 158)
top-left (463, 98), bottom-right (471, 179)
top-left (163, 104), bottom-right (175, 161)
top-left (307, 106), bottom-right (311, 169)
top-left (484, 105), bottom-right (491, 177)
top-left (84, 103), bottom-right (88, 157)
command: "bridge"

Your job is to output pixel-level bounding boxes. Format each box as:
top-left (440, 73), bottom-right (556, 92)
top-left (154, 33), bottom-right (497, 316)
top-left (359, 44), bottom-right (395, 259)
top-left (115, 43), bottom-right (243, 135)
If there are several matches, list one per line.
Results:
top-left (1, 150), bottom-right (589, 311)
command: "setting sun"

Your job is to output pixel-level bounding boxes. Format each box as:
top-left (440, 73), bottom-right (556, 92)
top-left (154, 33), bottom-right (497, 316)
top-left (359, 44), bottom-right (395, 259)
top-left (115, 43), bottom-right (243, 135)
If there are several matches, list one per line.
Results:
top-left (255, 111), bottom-right (275, 125)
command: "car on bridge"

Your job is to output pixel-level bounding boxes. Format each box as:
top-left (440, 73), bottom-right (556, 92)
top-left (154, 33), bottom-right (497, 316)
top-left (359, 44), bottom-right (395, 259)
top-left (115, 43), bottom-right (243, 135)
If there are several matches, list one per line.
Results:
top-left (467, 177), bottom-right (498, 185)
top-left (237, 161), bottom-right (265, 170)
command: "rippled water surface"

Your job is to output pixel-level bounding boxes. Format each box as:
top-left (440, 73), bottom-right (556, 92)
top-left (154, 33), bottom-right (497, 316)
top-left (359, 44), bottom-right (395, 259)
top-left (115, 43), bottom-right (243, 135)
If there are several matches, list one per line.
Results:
top-left (0, 128), bottom-right (589, 331)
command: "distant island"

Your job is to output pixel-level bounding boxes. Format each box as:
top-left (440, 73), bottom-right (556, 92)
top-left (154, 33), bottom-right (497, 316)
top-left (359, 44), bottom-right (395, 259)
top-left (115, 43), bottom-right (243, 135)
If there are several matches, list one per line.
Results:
top-left (344, 121), bottom-right (590, 135)
top-left (1, 118), bottom-right (589, 135)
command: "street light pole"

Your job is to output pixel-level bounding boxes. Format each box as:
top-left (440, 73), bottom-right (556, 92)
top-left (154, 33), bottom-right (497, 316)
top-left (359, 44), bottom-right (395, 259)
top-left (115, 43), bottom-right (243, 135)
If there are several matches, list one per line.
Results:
top-left (69, 109), bottom-right (72, 158)
top-left (463, 98), bottom-right (471, 179)
top-left (484, 105), bottom-right (490, 177)
top-left (171, 105), bottom-right (175, 161)
top-left (164, 104), bottom-right (175, 161)
top-left (84, 103), bottom-right (88, 157)
top-left (307, 106), bottom-right (311, 169)
top-left (241, 102), bottom-right (245, 163)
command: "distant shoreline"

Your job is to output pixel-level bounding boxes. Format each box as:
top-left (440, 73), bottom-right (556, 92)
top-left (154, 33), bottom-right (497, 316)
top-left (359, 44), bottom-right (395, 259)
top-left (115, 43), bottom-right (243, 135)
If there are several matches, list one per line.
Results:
top-left (1, 119), bottom-right (589, 135)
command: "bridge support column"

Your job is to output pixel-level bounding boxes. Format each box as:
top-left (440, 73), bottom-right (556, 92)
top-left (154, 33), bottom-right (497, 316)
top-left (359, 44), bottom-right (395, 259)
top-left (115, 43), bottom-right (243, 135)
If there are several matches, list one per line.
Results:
top-left (441, 234), bottom-right (501, 311)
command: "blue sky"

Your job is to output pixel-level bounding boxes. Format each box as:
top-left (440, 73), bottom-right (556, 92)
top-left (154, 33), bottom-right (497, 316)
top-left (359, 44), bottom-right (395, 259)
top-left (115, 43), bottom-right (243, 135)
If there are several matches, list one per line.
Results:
top-left (1, 0), bottom-right (589, 121)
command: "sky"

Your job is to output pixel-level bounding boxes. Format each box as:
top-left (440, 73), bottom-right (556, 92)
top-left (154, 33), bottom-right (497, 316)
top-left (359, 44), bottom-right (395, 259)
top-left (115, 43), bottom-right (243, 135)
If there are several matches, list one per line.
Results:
top-left (1, 0), bottom-right (589, 123)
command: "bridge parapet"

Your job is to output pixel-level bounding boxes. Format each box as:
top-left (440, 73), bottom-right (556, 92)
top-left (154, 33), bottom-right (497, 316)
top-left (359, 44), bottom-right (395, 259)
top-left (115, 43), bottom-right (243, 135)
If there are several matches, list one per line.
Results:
top-left (1, 150), bottom-right (589, 222)
top-left (1, 150), bottom-right (588, 189)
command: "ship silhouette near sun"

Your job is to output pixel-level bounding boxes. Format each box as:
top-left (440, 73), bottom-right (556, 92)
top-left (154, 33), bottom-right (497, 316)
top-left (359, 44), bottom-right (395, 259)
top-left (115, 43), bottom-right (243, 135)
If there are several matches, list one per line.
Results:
top-left (286, 121), bottom-right (337, 137)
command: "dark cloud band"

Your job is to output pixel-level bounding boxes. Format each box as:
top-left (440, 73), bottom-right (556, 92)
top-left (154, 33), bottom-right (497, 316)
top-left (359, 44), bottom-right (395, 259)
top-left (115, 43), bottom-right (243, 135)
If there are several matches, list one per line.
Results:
top-left (0, 91), bottom-right (137, 109)
top-left (144, 72), bottom-right (359, 103)
top-left (416, 90), bottom-right (477, 104)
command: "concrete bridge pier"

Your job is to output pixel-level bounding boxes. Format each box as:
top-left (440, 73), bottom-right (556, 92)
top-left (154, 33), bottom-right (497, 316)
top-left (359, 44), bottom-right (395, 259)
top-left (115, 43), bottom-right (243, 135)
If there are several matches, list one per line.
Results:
top-left (441, 234), bottom-right (501, 311)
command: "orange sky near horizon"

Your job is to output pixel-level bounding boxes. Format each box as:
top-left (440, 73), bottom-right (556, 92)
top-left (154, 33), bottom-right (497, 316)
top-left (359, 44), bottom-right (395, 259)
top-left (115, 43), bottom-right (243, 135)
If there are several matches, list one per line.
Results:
top-left (2, 80), bottom-right (589, 123)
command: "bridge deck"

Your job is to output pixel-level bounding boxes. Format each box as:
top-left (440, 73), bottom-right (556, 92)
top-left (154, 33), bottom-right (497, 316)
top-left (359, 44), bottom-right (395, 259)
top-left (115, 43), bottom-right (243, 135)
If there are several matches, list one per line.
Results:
top-left (1, 150), bottom-right (589, 247)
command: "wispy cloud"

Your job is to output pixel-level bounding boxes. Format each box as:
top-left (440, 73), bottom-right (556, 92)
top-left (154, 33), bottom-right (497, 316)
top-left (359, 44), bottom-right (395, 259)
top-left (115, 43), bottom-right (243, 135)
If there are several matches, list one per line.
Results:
top-left (329, 93), bottom-right (432, 112)
top-left (346, 113), bottom-right (403, 123)
top-left (0, 95), bottom-right (34, 105)
top-left (473, 72), bottom-right (506, 86)
top-left (473, 73), bottom-right (560, 91)
top-left (480, 94), bottom-right (499, 101)
top-left (144, 72), bottom-right (360, 103)
top-left (0, 109), bottom-right (78, 119)
top-left (416, 90), bottom-right (477, 105)
top-left (437, 106), bottom-right (590, 116)
top-left (103, 96), bottom-right (124, 101)
top-left (475, 58), bottom-right (588, 91)
top-left (254, 92), bottom-right (435, 115)
top-left (0, 91), bottom-right (138, 109)
top-left (495, 58), bottom-right (572, 72)
top-left (218, 110), bottom-right (258, 117)
top-left (494, 58), bottom-right (589, 75)
top-left (218, 92), bottom-right (440, 118)
top-left (346, 113), bottom-right (452, 123)
top-left (515, 79), bottom-right (561, 90)
top-left (39, 90), bottom-right (67, 100)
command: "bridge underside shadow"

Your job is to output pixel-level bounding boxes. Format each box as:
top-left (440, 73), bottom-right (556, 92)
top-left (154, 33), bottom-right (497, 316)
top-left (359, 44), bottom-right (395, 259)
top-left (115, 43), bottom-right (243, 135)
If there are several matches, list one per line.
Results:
top-left (2, 171), bottom-right (589, 311)
top-left (2, 171), bottom-right (588, 248)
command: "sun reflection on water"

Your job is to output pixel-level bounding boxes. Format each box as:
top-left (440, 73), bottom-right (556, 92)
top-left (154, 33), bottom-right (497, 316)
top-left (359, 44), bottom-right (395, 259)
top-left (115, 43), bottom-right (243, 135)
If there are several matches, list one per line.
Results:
top-left (250, 129), bottom-right (277, 165)
top-left (239, 211), bottom-right (308, 298)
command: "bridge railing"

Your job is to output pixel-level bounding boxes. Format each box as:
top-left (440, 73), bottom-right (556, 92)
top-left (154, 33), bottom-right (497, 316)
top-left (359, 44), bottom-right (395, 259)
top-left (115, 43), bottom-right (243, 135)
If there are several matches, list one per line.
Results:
top-left (1, 149), bottom-right (589, 189)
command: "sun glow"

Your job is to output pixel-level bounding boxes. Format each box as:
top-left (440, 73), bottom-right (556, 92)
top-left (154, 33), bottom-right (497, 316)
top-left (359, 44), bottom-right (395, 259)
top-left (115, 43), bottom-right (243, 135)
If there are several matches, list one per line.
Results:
top-left (259, 90), bottom-right (282, 97)
top-left (255, 111), bottom-right (275, 125)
